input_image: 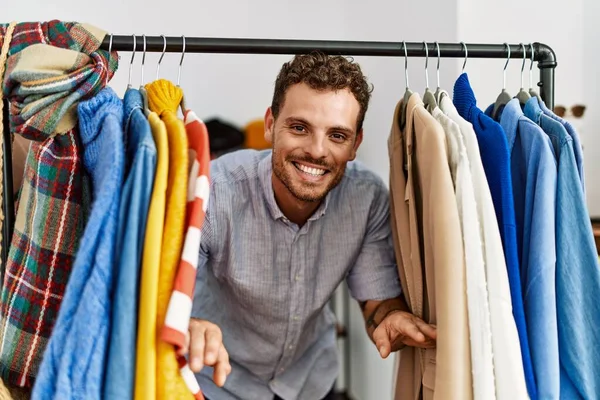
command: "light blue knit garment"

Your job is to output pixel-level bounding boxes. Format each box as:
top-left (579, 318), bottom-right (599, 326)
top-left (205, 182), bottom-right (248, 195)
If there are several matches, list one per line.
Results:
top-left (32, 87), bottom-right (125, 400)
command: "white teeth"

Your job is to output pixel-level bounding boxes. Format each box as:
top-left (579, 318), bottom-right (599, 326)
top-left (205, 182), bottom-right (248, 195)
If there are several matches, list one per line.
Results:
top-left (296, 163), bottom-right (326, 176)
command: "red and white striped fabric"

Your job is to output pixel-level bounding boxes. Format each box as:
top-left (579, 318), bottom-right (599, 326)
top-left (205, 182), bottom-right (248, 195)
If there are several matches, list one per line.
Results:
top-left (162, 109), bottom-right (210, 400)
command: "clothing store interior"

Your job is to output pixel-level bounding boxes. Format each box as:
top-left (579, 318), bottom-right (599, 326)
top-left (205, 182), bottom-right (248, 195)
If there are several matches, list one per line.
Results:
top-left (1, 1), bottom-right (599, 399)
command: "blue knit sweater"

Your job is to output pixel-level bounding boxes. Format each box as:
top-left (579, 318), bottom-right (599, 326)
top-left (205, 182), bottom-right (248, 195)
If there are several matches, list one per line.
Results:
top-left (32, 87), bottom-right (125, 400)
top-left (453, 73), bottom-right (537, 400)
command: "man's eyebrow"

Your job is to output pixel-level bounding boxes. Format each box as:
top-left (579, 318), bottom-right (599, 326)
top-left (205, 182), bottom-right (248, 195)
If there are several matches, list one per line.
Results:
top-left (329, 125), bottom-right (355, 135)
top-left (284, 116), bottom-right (312, 126)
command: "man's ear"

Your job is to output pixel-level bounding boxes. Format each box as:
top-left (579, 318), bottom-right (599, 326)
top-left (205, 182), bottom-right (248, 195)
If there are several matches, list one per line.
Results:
top-left (264, 107), bottom-right (275, 144)
top-left (349, 129), bottom-right (364, 161)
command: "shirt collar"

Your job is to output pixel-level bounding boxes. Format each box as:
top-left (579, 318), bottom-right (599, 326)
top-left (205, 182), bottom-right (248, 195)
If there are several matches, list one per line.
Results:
top-left (498, 98), bottom-right (521, 151)
top-left (258, 152), bottom-right (330, 223)
top-left (523, 96), bottom-right (543, 125)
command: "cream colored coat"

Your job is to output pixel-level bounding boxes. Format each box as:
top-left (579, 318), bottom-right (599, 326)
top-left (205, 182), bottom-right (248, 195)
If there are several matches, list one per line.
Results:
top-left (388, 93), bottom-right (473, 400)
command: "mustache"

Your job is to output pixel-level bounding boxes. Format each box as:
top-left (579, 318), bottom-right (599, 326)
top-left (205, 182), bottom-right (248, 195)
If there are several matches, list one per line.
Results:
top-left (287, 156), bottom-right (334, 171)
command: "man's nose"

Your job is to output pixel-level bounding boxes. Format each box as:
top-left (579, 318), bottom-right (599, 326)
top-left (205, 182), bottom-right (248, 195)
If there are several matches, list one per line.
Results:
top-left (305, 134), bottom-right (327, 160)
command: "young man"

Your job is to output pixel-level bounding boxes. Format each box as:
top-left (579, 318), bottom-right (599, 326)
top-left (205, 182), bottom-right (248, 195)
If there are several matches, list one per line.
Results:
top-left (186, 52), bottom-right (437, 400)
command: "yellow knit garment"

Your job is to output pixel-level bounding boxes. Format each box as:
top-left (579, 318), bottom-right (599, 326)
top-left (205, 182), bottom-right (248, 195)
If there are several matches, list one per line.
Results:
top-left (134, 111), bottom-right (169, 400)
top-left (146, 79), bottom-right (193, 400)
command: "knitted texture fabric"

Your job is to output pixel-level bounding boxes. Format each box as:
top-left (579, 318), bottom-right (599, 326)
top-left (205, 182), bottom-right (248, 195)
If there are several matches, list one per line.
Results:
top-left (0, 21), bottom-right (16, 264)
top-left (161, 109), bottom-right (211, 400)
top-left (0, 20), bottom-right (118, 387)
top-left (32, 87), bottom-right (125, 400)
top-left (145, 79), bottom-right (193, 400)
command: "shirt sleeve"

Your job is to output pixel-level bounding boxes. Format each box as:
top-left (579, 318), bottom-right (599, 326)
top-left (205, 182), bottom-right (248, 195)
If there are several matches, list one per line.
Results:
top-left (191, 185), bottom-right (214, 319)
top-left (345, 182), bottom-right (402, 302)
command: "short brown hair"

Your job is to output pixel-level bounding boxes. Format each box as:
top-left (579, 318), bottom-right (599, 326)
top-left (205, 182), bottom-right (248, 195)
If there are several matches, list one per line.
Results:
top-left (271, 51), bottom-right (373, 132)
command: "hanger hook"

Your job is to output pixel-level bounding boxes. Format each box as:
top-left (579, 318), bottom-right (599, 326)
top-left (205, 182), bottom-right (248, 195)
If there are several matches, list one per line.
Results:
top-left (177, 35), bottom-right (186, 86)
top-left (529, 43), bottom-right (535, 90)
top-left (108, 34), bottom-right (113, 54)
top-left (461, 42), bottom-right (468, 72)
top-left (402, 41), bottom-right (409, 89)
top-left (423, 42), bottom-right (429, 89)
top-left (503, 42), bottom-right (510, 90)
top-left (140, 35), bottom-right (147, 85)
top-left (105, 34), bottom-right (114, 85)
top-left (156, 35), bottom-right (167, 80)
top-left (128, 34), bottom-right (136, 88)
top-left (435, 42), bottom-right (440, 89)
top-left (519, 43), bottom-right (526, 90)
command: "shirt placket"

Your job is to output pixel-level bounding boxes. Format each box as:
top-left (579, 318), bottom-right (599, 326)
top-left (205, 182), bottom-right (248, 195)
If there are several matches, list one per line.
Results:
top-left (275, 221), bottom-right (307, 375)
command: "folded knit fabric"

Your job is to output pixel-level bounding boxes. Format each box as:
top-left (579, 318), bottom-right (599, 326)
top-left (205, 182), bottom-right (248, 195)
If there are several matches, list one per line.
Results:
top-left (0, 20), bottom-right (117, 387)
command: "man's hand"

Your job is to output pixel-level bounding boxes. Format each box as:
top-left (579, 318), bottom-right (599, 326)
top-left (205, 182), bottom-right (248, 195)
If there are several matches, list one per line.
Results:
top-left (359, 296), bottom-right (436, 358)
top-left (178, 318), bottom-right (232, 387)
top-left (373, 311), bottom-right (437, 358)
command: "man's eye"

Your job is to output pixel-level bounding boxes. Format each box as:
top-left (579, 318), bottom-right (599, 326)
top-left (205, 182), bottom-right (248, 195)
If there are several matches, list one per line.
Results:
top-left (331, 133), bottom-right (346, 141)
top-left (292, 125), bottom-right (306, 132)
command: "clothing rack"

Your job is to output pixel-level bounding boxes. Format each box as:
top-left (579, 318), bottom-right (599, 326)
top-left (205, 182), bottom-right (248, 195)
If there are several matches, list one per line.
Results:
top-left (1, 36), bottom-right (557, 268)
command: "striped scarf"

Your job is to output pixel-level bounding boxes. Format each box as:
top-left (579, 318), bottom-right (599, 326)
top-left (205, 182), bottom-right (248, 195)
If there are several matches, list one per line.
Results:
top-left (0, 20), bottom-right (117, 387)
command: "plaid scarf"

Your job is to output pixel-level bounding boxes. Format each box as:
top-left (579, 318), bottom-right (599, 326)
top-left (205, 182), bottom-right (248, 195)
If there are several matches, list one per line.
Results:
top-left (0, 20), bottom-right (118, 387)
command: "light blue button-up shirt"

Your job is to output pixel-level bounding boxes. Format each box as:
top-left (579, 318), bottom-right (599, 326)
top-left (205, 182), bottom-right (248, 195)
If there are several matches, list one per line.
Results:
top-left (525, 97), bottom-right (600, 399)
top-left (536, 98), bottom-right (585, 190)
top-left (192, 149), bottom-right (402, 400)
top-left (486, 99), bottom-right (559, 399)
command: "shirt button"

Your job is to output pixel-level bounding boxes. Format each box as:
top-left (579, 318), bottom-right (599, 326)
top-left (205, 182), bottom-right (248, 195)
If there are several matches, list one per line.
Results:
top-left (289, 345), bottom-right (294, 349)
top-left (293, 315), bottom-right (299, 321)
top-left (295, 275), bottom-right (300, 281)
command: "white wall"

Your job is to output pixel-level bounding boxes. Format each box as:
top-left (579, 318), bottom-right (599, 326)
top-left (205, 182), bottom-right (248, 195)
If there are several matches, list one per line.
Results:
top-left (457, 0), bottom-right (599, 216)
top-left (458, 0), bottom-right (584, 109)
top-left (3, 2), bottom-right (597, 400)
top-left (583, 0), bottom-right (600, 217)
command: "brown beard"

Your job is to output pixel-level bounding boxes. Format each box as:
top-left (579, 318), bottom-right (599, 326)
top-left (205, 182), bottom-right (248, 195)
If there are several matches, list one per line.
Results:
top-left (272, 147), bottom-right (346, 202)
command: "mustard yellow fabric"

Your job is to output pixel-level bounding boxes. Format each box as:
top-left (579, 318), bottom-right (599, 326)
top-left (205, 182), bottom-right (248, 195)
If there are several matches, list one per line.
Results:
top-left (134, 111), bottom-right (169, 400)
top-left (146, 79), bottom-right (192, 400)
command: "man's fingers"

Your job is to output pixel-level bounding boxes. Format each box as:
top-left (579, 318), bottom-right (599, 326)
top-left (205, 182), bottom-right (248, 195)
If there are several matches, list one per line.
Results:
top-left (416, 319), bottom-right (437, 340)
top-left (204, 327), bottom-right (223, 365)
top-left (373, 326), bottom-right (392, 358)
top-left (178, 331), bottom-right (191, 357)
top-left (403, 338), bottom-right (436, 348)
top-left (401, 318), bottom-right (426, 343)
top-left (213, 346), bottom-right (231, 387)
top-left (189, 325), bottom-right (206, 372)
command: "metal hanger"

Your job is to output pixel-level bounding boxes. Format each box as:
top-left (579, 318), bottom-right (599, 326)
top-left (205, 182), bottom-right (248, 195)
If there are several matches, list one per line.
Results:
top-left (528, 43), bottom-right (542, 99)
top-left (139, 34), bottom-right (151, 117)
top-left (105, 34), bottom-right (114, 86)
top-left (434, 42), bottom-right (446, 103)
top-left (422, 42), bottom-right (438, 112)
top-left (177, 35), bottom-right (186, 87)
top-left (140, 34), bottom-right (146, 85)
top-left (399, 41), bottom-right (414, 130)
top-left (461, 42), bottom-right (468, 73)
top-left (491, 43), bottom-right (512, 120)
top-left (156, 35), bottom-right (167, 80)
top-left (178, 36), bottom-right (187, 112)
top-left (515, 43), bottom-right (531, 106)
top-left (127, 34), bottom-right (136, 89)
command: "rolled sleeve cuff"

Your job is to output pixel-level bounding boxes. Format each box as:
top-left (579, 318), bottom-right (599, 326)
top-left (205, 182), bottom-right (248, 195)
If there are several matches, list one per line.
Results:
top-left (346, 265), bottom-right (402, 302)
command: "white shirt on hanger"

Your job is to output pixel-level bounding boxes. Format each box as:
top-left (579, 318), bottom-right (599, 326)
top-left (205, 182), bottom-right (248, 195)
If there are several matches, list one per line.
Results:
top-left (439, 93), bottom-right (528, 400)
top-left (431, 102), bottom-right (496, 400)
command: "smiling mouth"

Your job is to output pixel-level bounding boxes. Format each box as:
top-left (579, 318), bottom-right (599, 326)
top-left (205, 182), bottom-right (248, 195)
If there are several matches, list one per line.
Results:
top-left (292, 162), bottom-right (330, 177)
